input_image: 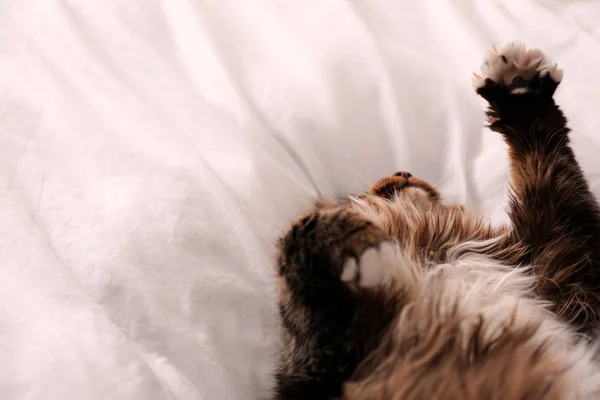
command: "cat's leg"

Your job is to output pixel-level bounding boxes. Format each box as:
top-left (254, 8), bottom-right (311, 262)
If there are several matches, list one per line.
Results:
top-left (474, 41), bottom-right (600, 330)
top-left (274, 204), bottom-right (413, 399)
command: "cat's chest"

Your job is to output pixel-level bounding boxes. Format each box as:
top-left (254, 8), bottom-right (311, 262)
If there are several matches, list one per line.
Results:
top-left (390, 213), bottom-right (504, 265)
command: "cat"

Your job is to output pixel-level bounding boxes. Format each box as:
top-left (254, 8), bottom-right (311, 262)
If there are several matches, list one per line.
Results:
top-left (273, 42), bottom-right (600, 399)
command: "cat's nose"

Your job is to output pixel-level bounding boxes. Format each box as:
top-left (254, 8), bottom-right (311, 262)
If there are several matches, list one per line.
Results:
top-left (393, 171), bottom-right (412, 179)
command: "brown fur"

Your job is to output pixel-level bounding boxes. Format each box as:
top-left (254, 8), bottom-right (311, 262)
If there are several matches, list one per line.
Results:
top-left (346, 305), bottom-right (565, 400)
top-left (505, 147), bottom-right (600, 324)
top-left (351, 193), bottom-right (519, 265)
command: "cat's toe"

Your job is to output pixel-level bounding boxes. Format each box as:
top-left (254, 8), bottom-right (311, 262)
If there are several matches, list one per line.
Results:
top-left (472, 41), bottom-right (563, 95)
top-left (341, 241), bottom-right (402, 289)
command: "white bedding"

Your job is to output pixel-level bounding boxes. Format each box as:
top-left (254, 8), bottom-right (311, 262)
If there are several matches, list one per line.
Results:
top-left (2, 0), bottom-right (600, 398)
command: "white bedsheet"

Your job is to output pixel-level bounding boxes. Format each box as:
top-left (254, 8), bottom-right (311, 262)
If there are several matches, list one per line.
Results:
top-left (2, 0), bottom-right (600, 398)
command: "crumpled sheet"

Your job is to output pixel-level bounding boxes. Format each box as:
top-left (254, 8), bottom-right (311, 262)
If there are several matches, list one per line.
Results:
top-left (1, 0), bottom-right (600, 398)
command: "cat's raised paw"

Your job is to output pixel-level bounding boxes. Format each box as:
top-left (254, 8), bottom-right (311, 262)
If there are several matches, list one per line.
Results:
top-left (472, 41), bottom-right (563, 95)
top-left (341, 241), bottom-right (402, 288)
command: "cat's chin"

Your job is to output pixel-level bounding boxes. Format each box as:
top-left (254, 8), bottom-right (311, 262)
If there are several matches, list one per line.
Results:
top-left (392, 186), bottom-right (435, 209)
top-left (367, 172), bottom-right (440, 204)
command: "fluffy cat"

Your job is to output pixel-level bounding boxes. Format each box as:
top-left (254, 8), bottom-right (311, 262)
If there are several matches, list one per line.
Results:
top-left (273, 42), bottom-right (600, 399)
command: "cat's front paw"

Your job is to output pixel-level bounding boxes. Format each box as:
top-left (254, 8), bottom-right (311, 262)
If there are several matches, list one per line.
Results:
top-left (341, 241), bottom-right (402, 289)
top-left (277, 207), bottom-right (393, 290)
top-left (472, 41), bottom-right (565, 126)
top-left (473, 41), bottom-right (562, 99)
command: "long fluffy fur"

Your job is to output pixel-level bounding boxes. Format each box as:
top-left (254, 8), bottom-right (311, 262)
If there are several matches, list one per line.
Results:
top-left (273, 42), bottom-right (600, 399)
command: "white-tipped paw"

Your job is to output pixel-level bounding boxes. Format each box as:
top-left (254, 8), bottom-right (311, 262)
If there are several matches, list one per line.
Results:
top-left (341, 241), bottom-right (402, 288)
top-left (472, 41), bottom-right (563, 93)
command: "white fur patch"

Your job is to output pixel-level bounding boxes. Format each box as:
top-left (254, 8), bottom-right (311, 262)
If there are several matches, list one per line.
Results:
top-left (340, 258), bottom-right (358, 282)
top-left (341, 242), bottom-right (405, 288)
top-left (472, 40), bottom-right (563, 89)
top-left (359, 242), bottom-right (400, 287)
top-left (417, 241), bottom-right (600, 399)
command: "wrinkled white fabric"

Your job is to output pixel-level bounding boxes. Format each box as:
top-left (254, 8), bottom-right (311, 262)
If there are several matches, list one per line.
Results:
top-left (1, 0), bottom-right (600, 398)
